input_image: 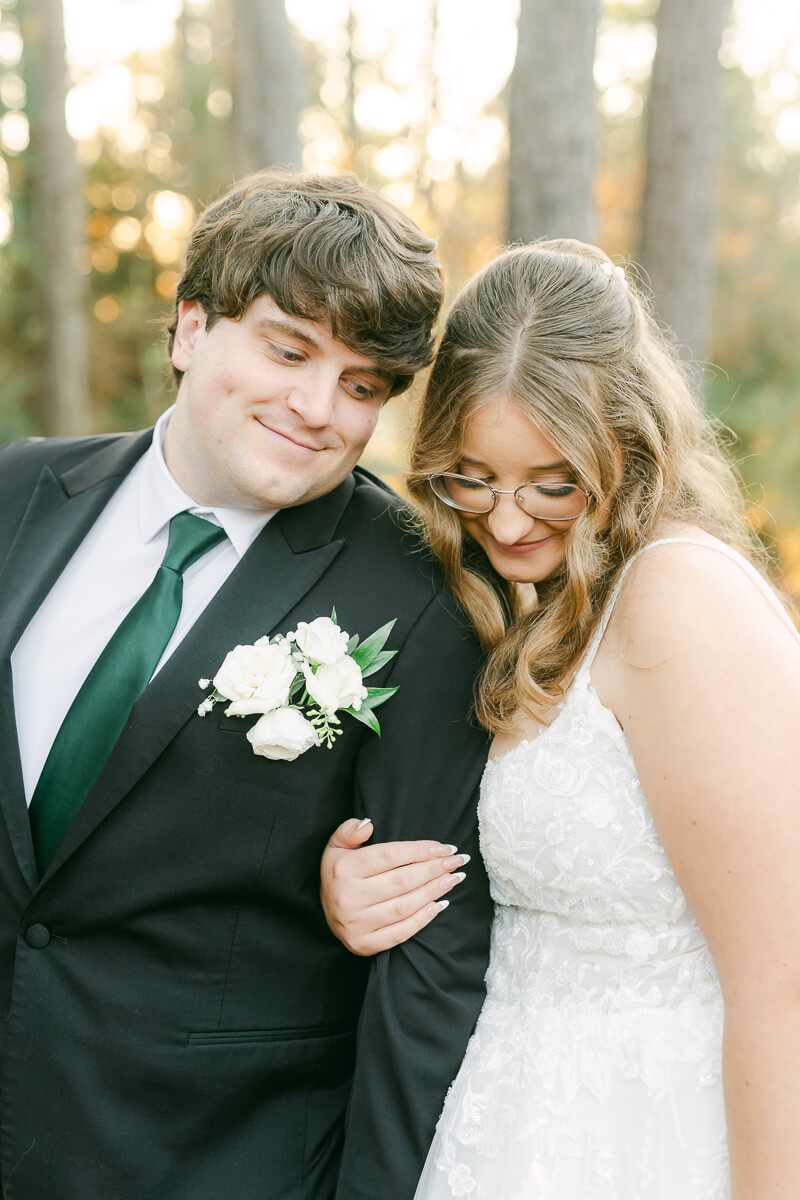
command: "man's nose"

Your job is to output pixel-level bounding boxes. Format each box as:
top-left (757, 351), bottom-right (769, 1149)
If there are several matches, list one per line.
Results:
top-left (486, 493), bottom-right (538, 544)
top-left (286, 369), bottom-right (338, 428)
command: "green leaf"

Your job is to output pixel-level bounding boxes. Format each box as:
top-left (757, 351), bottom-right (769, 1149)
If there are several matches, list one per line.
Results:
top-left (361, 686), bottom-right (398, 711)
top-left (330, 606), bottom-right (338, 625)
top-left (360, 649), bottom-right (396, 679)
top-left (344, 705), bottom-right (382, 735)
top-left (347, 633), bottom-right (360, 653)
top-left (350, 618), bottom-right (397, 671)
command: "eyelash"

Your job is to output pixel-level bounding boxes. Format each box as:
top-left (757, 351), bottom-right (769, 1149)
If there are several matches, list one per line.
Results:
top-left (347, 382), bottom-right (375, 401)
top-left (461, 472), bottom-right (576, 490)
top-left (271, 344), bottom-right (305, 364)
top-left (269, 343), bottom-right (376, 399)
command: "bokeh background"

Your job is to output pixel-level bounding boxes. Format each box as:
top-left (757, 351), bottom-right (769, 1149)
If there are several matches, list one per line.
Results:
top-left (1, 0), bottom-right (798, 592)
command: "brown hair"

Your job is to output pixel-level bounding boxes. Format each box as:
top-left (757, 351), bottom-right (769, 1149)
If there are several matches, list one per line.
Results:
top-left (167, 169), bottom-right (443, 393)
top-left (407, 240), bottom-right (773, 732)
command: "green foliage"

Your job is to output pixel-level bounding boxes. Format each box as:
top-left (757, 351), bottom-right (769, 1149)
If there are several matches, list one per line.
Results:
top-left (707, 63), bottom-right (800, 539)
top-left (1, 1), bottom-right (237, 443)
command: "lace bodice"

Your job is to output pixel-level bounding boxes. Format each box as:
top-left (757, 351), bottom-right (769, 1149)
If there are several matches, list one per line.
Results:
top-left (479, 674), bottom-right (721, 1016)
top-left (416, 538), bottom-right (798, 1200)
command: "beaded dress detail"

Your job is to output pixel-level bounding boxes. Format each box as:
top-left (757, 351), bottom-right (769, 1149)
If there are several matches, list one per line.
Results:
top-left (415, 538), bottom-right (799, 1200)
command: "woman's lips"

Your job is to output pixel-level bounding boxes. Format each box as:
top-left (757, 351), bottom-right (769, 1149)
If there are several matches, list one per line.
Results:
top-left (490, 534), bottom-right (552, 555)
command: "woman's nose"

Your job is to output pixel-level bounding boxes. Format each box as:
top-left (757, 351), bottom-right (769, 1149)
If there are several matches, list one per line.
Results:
top-left (485, 493), bottom-right (538, 544)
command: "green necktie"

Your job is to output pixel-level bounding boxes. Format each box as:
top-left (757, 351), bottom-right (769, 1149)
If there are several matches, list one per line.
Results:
top-left (29, 511), bottom-right (227, 873)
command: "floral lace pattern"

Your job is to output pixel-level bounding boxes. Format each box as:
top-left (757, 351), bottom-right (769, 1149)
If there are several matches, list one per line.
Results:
top-left (410, 539), bottom-right (768, 1200)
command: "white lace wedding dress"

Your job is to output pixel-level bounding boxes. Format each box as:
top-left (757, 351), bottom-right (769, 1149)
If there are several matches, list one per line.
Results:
top-left (415, 537), bottom-right (800, 1200)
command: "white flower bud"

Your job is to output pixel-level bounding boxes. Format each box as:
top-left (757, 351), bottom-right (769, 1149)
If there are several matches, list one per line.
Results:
top-left (246, 707), bottom-right (320, 761)
top-left (293, 617), bottom-right (350, 665)
top-left (303, 657), bottom-right (367, 714)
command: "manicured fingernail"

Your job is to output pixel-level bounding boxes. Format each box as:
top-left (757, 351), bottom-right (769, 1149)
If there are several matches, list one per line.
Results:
top-left (440, 872), bottom-right (466, 893)
top-left (434, 899), bottom-right (449, 913)
top-left (357, 818), bottom-right (372, 829)
top-left (458, 854), bottom-right (471, 867)
top-left (431, 844), bottom-right (458, 857)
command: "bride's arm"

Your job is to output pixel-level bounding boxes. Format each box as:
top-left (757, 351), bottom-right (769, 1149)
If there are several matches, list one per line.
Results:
top-left (606, 543), bottom-right (800, 1200)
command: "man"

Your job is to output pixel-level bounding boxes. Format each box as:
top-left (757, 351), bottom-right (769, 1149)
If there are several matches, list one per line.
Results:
top-left (0, 171), bottom-right (492, 1200)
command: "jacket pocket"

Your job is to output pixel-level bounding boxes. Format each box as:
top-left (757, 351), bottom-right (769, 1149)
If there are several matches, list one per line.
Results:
top-left (186, 1023), bottom-right (354, 1047)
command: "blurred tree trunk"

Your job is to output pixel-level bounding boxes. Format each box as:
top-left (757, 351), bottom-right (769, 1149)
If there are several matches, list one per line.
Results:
top-left (508, 0), bottom-right (600, 244)
top-left (639, 0), bottom-right (728, 364)
top-left (21, 0), bottom-right (90, 436)
top-left (231, 0), bottom-right (304, 176)
top-left (344, 2), bottom-right (358, 159)
top-left (175, 6), bottom-right (199, 198)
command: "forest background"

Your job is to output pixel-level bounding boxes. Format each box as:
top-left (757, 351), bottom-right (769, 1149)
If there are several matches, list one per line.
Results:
top-left (1, 0), bottom-right (799, 594)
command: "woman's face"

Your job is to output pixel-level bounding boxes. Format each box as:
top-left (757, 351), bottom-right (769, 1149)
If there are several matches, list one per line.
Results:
top-left (454, 398), bottom-right (584, 584)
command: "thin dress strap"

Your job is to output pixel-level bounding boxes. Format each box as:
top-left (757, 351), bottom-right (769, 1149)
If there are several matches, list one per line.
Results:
top-left (576, 536), bottom-right (800, 683)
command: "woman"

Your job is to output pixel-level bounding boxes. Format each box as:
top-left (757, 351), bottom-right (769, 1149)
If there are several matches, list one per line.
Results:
top-left (320, 240), bottom-right (800, 1198)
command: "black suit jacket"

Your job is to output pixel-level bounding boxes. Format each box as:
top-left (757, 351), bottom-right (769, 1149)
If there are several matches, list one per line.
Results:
top-left (0, 431), bottom-right (492, 1200)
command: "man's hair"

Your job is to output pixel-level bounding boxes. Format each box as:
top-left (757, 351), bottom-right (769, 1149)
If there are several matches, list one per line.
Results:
top-left (167, 169), bottom-right (443, 395)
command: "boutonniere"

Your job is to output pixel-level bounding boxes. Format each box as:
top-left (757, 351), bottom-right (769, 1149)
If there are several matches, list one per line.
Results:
top-left (197, 612), bottom-right (398, 762)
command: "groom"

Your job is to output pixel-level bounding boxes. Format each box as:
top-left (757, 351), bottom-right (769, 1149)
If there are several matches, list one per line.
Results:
top-left (0, 171), bottom-right (492, 1200)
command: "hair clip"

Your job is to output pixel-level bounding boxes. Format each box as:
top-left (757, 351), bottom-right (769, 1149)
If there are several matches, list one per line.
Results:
top-left (601, 261), bottom-right (628, 290)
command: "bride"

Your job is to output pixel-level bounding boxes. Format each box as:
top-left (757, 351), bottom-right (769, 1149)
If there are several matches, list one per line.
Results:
top-left (320, 240), bottom-right (800, 1198)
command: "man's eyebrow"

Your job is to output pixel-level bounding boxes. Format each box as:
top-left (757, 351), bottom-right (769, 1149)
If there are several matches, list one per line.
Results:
top-left (254, 316), bottom-right (392, 382)
top-left (254, 316), bottom-right (321, 349)
top-left (353, 364), bottom-right (393, 383)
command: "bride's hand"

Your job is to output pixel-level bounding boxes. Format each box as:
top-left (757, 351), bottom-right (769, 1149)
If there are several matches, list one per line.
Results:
top-left (320, 818), bottom-right (471, 956)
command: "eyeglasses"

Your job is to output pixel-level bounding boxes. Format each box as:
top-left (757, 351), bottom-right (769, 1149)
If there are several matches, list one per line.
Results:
top-left (427, 473), bottom-right (590, 522)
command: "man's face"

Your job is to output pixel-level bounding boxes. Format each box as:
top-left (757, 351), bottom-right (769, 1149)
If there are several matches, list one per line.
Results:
top-left (163, 295), bottom-right (394, 510)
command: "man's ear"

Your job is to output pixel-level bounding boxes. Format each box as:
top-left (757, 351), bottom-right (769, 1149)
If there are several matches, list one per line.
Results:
top-left (171, 301), bottom-right (207, 374)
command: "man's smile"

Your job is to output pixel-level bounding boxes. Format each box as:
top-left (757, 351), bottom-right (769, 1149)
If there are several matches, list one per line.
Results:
top-left (254, 417), bottom-right (327, 455)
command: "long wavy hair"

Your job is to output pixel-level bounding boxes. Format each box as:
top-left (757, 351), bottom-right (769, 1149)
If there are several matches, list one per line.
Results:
top-left (407, 240), bottom-right (772, 733)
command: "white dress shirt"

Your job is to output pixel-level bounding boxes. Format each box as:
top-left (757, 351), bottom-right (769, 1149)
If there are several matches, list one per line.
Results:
top-left (11, 407), bottom-right (275, 804)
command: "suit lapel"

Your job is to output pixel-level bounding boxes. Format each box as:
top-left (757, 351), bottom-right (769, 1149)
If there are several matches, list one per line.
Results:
top-left (41, 475), bottom-right (355, 882)
top-left (0, 434), bottom-right (148, 664)
top-left (0, 660), bottom-right (37, 890)
top-left (0, 432), bottom-right (151, 890)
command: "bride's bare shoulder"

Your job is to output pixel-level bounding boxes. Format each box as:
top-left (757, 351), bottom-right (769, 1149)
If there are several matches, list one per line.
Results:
top-left (605, 524), bottom-right (791, 671)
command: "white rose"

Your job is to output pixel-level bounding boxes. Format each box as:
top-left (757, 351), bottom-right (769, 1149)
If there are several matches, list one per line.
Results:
top-left (303, 657), bottom-right (367, 714)
top-left (246, 707), bottom-right (320, 761)
top-left (213, 642), bottom-right (296, 715)
top-left (293, 617), bottom-right (350, 665)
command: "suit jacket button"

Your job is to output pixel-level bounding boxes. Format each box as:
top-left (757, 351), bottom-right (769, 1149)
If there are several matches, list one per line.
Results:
top-left (24, 924), bottom-right (50, 949)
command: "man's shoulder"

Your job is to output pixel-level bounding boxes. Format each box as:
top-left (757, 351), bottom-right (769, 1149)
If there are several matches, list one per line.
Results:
top-left (335, 467), bottom-right (481, 651)
top-left (0, 432), bottom-right (152, 558)
top-left (0, 431), bottom-right (143, 492)
top-left (342, 467), bottom-right (438, 578)
top-left (350, 464), bottom-right (407, 514)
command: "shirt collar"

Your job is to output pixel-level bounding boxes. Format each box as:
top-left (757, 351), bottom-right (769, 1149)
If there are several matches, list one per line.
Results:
top-left (139, 406), bottom-right (275, 559)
